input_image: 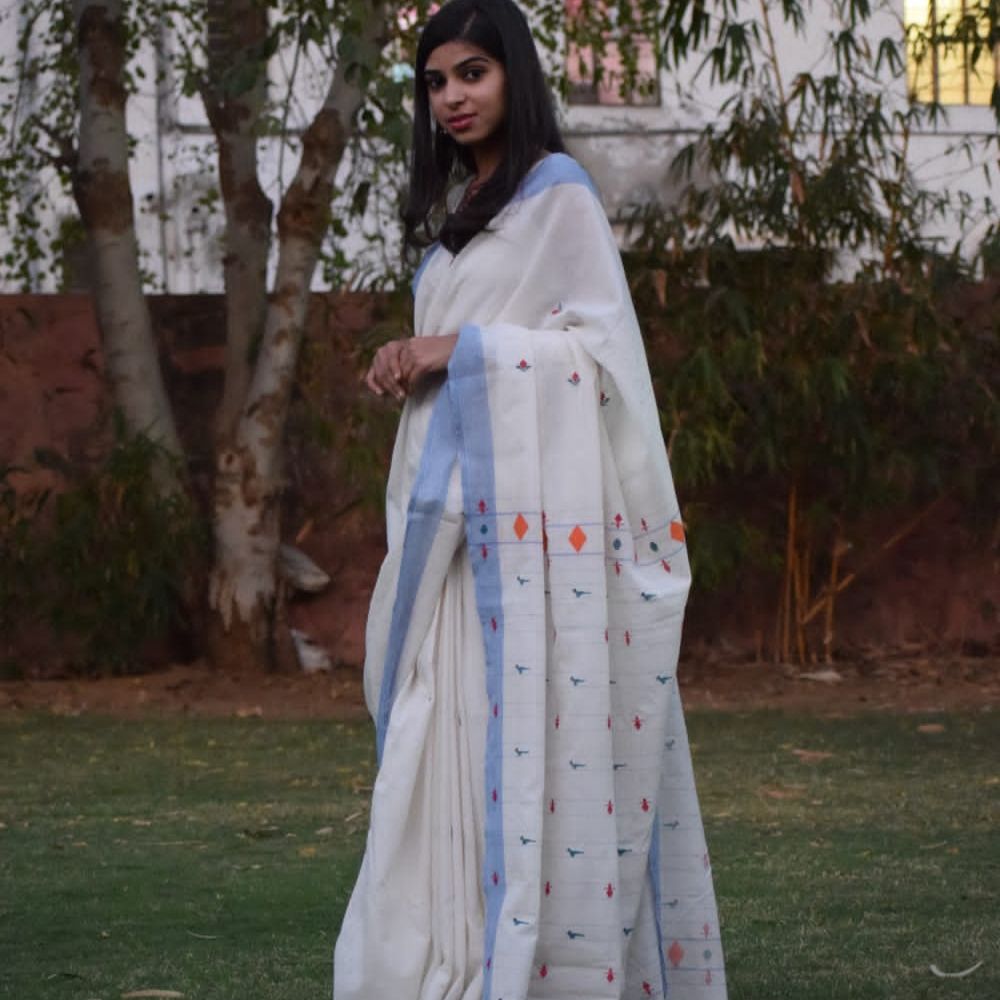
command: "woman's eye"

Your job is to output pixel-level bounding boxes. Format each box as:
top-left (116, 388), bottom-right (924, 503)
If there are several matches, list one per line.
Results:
top-left (463, 68), bottom-right (484, 81)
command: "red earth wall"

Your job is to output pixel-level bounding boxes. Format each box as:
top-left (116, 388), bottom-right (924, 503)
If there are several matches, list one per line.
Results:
top-left (1, 294), bottom-right (996, 674)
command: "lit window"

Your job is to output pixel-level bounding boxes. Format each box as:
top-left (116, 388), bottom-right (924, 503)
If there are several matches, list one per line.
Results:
top-left (906, 0), bottom-right (999, 105)
top-left (565, 0), bottom-right (660, 107)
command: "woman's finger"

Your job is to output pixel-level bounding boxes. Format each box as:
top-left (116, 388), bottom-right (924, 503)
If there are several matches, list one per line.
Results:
top-left (376, 343), bottom-right (406, 399)
top-left (390, 342), bottom-right (405, 382)
top-left (397, 342), bottom-right (416, 383)
top-left (365, 365), bottom-right (383, 396)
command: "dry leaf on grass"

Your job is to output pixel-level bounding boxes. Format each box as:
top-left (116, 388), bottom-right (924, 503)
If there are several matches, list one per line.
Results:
top-left (242, 825), bottom-right (282, 839)
top-left (917, 723), bottom-right (946, 734)
top-left (758, 785), bottom-right (806, 800)
top-left (790, 748), bottom-right (834, 763)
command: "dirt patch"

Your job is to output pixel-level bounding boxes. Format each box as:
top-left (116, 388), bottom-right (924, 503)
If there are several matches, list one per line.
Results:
top-left (1, 653), bottom-right (996, 720)
top-left (0, 662), bottom-right (365, 721)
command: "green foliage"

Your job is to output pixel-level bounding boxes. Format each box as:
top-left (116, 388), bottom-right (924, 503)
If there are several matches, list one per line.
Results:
top-left (41, 418), bottom-right (206, 672)
top-left (289, 293), bottom-right (411, 515)
top-left (0, 418), bottom-right (207, 675)
top-left (623, 0), bottom-right (999, 652)
top-left (629, 242), bottom-right (1000, 628)
top-left (0, 1), bottom-right (76, 290)
top-left (634, 243), bottom-right (998, 509)
top-left (0, 466), bottom-right (48, 676)
top-left (0, 0), bottom-right (173, 290)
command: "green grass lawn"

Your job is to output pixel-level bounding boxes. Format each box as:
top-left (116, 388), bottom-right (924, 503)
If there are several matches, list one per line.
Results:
top-left (0, 708), bottom-right (997, 999)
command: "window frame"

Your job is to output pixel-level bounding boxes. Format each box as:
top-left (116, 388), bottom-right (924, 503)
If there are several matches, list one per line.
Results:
top-left (906, 0), bottom-right (1000, 106)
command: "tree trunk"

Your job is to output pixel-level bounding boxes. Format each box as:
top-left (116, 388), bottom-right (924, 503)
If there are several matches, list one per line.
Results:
top-left (203, 0), bottom-right (273, 443)
top-left (208, 5), bottom-right (388, 671)
top-left (72, 0), bottom-right (183, 478)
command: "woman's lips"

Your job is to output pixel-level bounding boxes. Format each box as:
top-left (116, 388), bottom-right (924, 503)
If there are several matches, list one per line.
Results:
top-left (447, 114), bottom-right (476, 132)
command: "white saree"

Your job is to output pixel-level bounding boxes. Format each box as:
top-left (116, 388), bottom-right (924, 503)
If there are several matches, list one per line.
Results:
top-left (333, 154), bottom-right (727, 1000)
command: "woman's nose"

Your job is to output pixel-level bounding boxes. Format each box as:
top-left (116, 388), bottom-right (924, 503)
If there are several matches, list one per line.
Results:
top-left (443, 80), bottom-right (466, 106)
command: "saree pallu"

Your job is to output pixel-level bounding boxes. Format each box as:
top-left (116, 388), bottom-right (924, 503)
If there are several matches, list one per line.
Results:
top-left (334, 154), bottom-right (727, 1000)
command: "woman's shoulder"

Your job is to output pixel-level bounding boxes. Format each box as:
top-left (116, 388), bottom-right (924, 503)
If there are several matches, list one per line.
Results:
top-left (515, 152), bottom-right (600, 206)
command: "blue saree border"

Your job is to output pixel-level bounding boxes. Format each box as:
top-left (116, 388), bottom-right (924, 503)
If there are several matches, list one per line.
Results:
top-left (650, 810), bottom-right (671, 996)
top-left (374, 384), bottom-right (458, 763)
top-left (515, 151), bottom-right (599, 204)
top-left (449, 324), bottom-right (506, 1000)
top-left (375, 324), bottom-right (508, 998)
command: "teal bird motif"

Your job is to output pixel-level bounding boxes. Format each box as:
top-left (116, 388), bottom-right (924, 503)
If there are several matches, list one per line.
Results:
top-left (569, 759), bottom-right (586, 770)
top-left (566, 847), bottom-right (584, 858)
top-left (569, 676), bottom-right (585, 686)
top-left (514, 664), bottom-right (529, 674)
top-left (514, 746), bottom-right (529, 757)
top-left (567, 930), bottom-right (585, 940)
top-left (519, 835), bottom-right (536, 845)
top-left (572, 588), bottom-right (591, 598)
top-left (655, 674), bottom-right (672, 684)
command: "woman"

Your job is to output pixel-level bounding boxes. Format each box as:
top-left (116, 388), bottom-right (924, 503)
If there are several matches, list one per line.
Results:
top-left (334, 2), bottom-right (727, 998)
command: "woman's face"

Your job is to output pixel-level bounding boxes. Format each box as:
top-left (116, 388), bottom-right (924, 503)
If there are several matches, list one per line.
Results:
top-left (424, 41), bottom-right (507, 151)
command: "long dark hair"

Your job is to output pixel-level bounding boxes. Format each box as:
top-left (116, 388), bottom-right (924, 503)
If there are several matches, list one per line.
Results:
top-left (403, 0), bottom-right (565, 255)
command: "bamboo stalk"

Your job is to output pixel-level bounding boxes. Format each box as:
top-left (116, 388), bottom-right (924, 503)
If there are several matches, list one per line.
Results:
top-left (792, 547), bottom-right (806, 665)
top-left (823, 529), bottom-right (844, 664)
top-left (799, 498), bottom-right (945, 628)
top-left (796, 524), bottom-right (811, 664)
top-left (773, 576), bottom-right (784, 665)
top-left (781, 482), bottom-right (798, 663)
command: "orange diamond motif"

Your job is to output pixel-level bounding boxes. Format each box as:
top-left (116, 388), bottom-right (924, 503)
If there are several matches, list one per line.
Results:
top-left (667, 940), bottom-right (685, 968)
top-left (670, 520), bottom-right (686, 543)
top-left (569, 525), bottom-right (587, 552)
top-left (513, 514), bottom-right (529, 540)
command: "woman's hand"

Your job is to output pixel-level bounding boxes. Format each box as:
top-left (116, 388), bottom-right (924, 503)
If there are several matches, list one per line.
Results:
top-left (365, 334), bottom-right (458, 400)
